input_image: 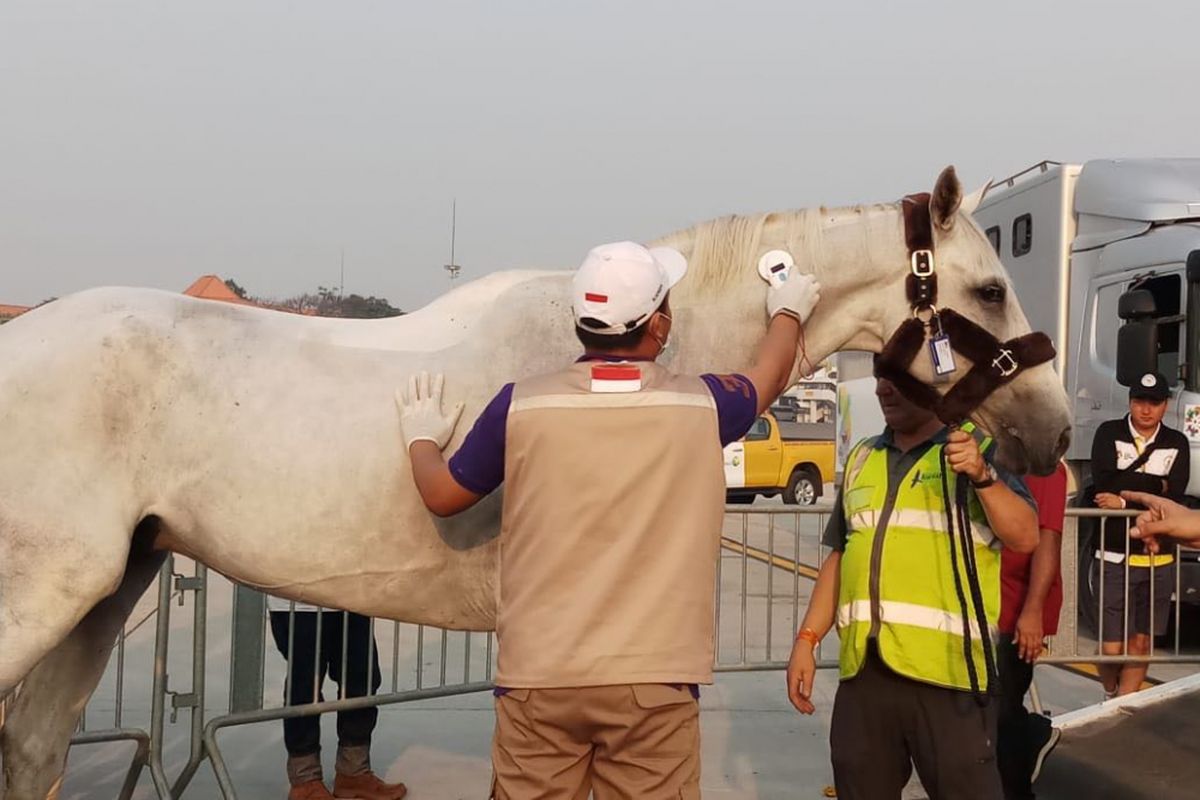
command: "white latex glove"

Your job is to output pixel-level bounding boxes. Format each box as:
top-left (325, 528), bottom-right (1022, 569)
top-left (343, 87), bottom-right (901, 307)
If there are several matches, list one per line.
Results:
top-left (395, 372), bottom-right (464, 450)
top-left (767, 273), bottom-right (822, 324)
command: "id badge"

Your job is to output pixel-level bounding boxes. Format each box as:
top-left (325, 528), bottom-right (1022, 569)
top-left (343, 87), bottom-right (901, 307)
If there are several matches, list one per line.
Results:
top-left (929, 334), bottom-right (956, 376)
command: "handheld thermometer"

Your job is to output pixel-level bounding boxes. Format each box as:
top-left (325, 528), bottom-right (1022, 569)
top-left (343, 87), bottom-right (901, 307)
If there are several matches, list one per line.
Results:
top-left (757, 250), bottom-right (794, 288)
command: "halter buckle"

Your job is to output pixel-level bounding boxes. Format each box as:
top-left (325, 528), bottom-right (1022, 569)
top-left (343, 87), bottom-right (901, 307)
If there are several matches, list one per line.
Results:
top-left (991, 349), bottom-right (1018, 377)
top-left (911, 249), bottom-right (935, 278)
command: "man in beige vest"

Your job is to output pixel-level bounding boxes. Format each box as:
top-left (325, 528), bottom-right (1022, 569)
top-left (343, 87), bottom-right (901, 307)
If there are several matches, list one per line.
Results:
top-left (396, 241), bottom-right (820, 799)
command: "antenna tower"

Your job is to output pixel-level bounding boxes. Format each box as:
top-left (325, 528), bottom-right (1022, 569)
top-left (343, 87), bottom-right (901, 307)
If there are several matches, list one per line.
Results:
top-left (444, 199), bottom-right (462, 280)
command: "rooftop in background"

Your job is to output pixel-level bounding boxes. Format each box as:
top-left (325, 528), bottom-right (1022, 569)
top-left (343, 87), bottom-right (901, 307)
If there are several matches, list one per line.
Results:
top-left (0, 303), bottom-right (32, 321)
top-left (182, 275), bottom-right (261, 306)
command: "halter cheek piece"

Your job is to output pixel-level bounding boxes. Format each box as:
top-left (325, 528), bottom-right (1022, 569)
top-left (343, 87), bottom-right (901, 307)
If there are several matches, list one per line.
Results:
top-left (871, 192), bottom-right (1057, 426)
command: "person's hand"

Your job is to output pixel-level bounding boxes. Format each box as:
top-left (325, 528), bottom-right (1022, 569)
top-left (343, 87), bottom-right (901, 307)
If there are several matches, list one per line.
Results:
top-left (945, 429), bottom-right (987, 483)
top-left (785, 639), bottom-right (818, 714)
top-left (1094, 492), bottom-right (1125, 510)
top-left (1015, 608), bottom-right (1045, 664)
top-left (767, 273), bottom-right (822, 325)
top-left (1122, 491), bottom-right (1200, 551)
top-left (395, 372), bottom-right (464, 450)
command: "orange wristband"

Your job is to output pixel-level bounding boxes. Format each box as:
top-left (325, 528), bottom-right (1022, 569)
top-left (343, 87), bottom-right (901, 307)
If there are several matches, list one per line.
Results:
top-left (796, 627), bottom-right (821, 648)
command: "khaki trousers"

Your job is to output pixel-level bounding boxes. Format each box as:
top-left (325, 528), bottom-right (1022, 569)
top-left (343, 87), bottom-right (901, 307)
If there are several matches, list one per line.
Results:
top-left (491, 684), bottom-right (701, 799)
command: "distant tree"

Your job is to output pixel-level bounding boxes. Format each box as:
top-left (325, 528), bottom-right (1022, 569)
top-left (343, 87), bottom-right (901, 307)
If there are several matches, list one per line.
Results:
top-left (338, 293), bottom-right (403, 319)
top-left (275, 285), bottom-right (403, 318)
top-left (224, 279), bottom-right (248, 299)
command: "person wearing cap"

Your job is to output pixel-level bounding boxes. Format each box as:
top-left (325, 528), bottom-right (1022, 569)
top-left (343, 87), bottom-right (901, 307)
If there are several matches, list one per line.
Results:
top-left (394, 240), bottom-right (820, 798)
top-left (785, 373), bottom-right (1038, 800)
top-left (1089, 371), bottom-right (1189, 697)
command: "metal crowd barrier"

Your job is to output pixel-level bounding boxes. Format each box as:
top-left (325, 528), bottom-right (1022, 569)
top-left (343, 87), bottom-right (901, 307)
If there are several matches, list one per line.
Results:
top-left (56, 506), bottom-right (1200, 798)
top-left (1050, 508), bottom-right (1197, 666)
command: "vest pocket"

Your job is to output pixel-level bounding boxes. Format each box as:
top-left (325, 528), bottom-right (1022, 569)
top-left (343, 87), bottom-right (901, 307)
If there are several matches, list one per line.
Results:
top-left (844, 485), bottom-right (878, 530)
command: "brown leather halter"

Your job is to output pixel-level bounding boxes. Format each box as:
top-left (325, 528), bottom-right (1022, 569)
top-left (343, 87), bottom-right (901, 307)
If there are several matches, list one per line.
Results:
top-left (872, 192), bottom-right (1057, 425)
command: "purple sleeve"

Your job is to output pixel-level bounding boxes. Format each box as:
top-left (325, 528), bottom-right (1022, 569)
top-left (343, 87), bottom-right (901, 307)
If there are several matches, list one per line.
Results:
top-left (700, 373), bottom-right (759, 446)
top-left (447, 383), bottom-right (513, 495)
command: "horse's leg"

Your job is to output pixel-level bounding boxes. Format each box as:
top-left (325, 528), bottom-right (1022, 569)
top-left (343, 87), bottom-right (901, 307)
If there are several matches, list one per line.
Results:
top-left (1, 545), bottom-right (165, 800)
top-left (0, 505), bottom-right (136, 699)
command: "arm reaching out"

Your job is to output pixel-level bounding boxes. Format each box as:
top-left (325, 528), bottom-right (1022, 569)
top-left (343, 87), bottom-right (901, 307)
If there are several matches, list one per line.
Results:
top-left (396, 372), bottom-right (481, 517)
top-left (1122, 491), bottom-right (1200, 552)
top-left (744, 273), bottom-right (822, 415)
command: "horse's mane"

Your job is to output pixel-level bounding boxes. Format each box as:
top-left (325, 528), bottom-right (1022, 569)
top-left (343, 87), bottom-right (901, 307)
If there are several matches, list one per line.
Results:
top-left (653, 202), bottom-right (900, 298)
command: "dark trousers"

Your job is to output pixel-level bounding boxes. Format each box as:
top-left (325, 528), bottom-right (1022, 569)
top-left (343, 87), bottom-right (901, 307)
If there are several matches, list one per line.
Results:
top-left (996, 639), bottom-right (1050, 799)
top-left (268, 610), bottom-right (383, 757)
top-left (830, 644), bottom-right (1002, 800)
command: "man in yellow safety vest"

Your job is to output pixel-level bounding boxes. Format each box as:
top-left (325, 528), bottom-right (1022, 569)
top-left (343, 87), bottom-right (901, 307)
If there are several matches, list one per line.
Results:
top-left (786, 374), bottom-right (1038, 800)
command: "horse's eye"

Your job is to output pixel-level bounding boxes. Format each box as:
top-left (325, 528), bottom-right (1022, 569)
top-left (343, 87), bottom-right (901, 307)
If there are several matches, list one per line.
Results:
top-left (977, 283), bottom-right (1006, 305)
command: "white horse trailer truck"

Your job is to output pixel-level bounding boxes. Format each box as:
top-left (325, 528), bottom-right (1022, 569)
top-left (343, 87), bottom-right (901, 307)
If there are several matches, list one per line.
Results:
top-left (973, 158), bottom-right (1200, 615)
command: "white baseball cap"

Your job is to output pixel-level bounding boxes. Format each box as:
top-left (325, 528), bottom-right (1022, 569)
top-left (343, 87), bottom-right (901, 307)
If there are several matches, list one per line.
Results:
top-left (572, 241), bottom-right (688, 335)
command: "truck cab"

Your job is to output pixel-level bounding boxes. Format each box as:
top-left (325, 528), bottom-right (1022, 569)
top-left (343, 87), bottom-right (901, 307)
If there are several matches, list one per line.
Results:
top-left (974, 158), bottom-right (1200, 612)
top-left (723, 412), bottom-right (834, 505)
top-left (974, 159), bottom-right (1200, 487)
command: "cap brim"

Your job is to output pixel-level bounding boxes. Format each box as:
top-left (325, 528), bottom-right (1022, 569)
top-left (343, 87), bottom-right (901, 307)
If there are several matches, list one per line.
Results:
top-left (649, 246), bottom-right (687, 289)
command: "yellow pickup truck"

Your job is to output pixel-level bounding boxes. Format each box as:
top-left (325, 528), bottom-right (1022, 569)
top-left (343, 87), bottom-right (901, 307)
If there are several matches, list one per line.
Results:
top-left (723, 412), bottom-right (835, 505)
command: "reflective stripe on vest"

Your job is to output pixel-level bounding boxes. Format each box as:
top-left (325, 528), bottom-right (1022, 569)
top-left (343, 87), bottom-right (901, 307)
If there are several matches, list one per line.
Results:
top-left (837, 429), bottom-right (1001, 692)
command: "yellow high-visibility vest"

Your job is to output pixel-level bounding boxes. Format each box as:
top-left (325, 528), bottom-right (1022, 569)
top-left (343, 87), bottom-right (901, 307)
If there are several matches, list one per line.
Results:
top-left (837, 426), bottom-right (1001, 692)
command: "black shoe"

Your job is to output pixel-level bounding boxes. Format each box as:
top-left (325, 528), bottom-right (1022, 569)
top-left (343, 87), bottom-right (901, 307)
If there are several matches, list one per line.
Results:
top-left (1029, 720), bottom-right (1061, 784)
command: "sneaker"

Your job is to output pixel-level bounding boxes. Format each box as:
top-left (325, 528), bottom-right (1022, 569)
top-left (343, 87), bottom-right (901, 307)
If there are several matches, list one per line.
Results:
top-left (289, 780), bottom-right (336, 800)
top-left (1030, 724), bottom-right (1062, 784)
top-left (332, 771), bottom-right (408, 800)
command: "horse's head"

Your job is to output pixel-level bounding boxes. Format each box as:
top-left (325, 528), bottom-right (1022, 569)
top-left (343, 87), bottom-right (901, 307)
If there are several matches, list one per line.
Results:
top-left (656, 165), bottom-right (1070, 475)
top-left (867, 166), bottom-right (1071, 474)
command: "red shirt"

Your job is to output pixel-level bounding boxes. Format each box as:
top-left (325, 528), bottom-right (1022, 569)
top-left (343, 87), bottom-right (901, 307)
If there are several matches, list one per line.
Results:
top-left (999, 463), bottom-right (1067, 635)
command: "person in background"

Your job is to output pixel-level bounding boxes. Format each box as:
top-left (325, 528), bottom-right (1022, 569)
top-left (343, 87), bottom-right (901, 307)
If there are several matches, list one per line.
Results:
top-left (786, 374), bottom-right (1038, 800)
top-left (1090, 372), bottom-right (1188, 698)
top-left (996, 464), bottom-right (1067, 799)
top-left (267, 598), bottom-right (407, 800)
top-left (396, 241), bottom-right (821, 798)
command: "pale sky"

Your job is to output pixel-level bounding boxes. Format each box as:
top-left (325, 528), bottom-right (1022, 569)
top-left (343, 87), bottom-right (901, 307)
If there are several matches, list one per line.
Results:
top-left (3, 1), bottom-right (1198, 309)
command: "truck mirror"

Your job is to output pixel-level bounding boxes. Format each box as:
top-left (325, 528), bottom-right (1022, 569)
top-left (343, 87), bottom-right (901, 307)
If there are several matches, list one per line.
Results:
top-left (1117, 289), bottom-right (1156, 321)
top-left (1116, 319), bottom-right (1158, 386)
top-left (1187, 250), bottom-right (1200, 284)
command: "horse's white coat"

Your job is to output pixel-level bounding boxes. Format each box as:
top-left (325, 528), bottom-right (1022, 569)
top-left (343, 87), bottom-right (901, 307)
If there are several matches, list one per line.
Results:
top-left (0, 172), bottom-right (1072, 796)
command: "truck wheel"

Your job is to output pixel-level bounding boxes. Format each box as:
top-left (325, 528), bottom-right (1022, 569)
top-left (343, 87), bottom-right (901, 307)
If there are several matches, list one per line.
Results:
top-left (784, 469), bottom-right (818, 506)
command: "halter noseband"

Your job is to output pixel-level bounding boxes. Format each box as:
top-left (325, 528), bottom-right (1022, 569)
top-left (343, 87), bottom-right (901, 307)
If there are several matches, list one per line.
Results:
top-left (872, 192), bottom-right (1057, 426)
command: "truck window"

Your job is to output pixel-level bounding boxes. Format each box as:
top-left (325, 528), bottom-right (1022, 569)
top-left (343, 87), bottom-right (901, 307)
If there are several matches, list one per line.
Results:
top-left (1012, 214), bottom-right (1032, 257)
top-left (985, 226), bottom-right (1001, 254)
top-left (1094, 282), bottom-right (1121, 370)
top-left (1130, 272), bottom-right (1182, 383)
top-left (746, 417), bottom-right (770, 441)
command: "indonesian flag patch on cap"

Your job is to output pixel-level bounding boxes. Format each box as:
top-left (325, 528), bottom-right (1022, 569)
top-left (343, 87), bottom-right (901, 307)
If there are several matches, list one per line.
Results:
top-left (590, 363), bottom-right (642, 393)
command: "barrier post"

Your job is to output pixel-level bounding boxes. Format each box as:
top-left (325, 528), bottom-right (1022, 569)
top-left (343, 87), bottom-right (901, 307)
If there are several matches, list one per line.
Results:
top-left (229, 586), bottom-right (267, 713)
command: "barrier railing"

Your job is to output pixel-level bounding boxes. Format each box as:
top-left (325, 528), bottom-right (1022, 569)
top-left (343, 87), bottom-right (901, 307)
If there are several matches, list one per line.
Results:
top-left (55, 505), bottom-right (1200, 798)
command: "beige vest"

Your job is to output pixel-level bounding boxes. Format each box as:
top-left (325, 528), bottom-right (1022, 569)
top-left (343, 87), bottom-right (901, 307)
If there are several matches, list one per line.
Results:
top-left (496, 360), bottom-right (727, 688)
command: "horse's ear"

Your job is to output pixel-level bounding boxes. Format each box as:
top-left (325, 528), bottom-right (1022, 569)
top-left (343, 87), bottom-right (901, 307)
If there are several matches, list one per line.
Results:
top-left (930, 165), bottom-right (962, 231)
top-left (960, 180), bottom-right (990, 217)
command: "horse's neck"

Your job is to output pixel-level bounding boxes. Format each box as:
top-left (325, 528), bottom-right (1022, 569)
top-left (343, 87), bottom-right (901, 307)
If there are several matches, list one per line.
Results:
top-left (797, 206), bottom-right (907, 363)
top-left (665, 204), bottom-right (906, 374)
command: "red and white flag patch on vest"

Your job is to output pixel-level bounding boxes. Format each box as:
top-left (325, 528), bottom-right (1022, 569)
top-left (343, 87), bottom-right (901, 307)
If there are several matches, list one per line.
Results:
top-left (590, 363), bottom-right (642, 393)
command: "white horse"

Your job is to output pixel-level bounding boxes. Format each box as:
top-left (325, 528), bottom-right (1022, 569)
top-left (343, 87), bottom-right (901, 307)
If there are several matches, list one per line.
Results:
top-left (0, 167), bottom-right (1070, 797)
